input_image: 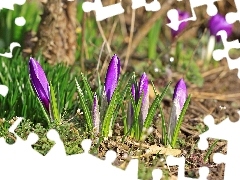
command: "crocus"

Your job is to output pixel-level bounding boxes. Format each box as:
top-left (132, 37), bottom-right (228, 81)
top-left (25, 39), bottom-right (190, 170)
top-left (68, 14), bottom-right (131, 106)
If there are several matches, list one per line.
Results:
top-left (168, 78), bottom-right (187, 141)
top-left (29, 57), bottom-right (50, 112)
top-left (208, 13), bottom-right (233, 42)
top-left (92, 93), bottom-right (100, 134)
top-left (104, 54), bottom-right (121, 103)
top-left (129, 73), bottom-right (149, 128)
top-left (170, 10), bottom-right (190, 38)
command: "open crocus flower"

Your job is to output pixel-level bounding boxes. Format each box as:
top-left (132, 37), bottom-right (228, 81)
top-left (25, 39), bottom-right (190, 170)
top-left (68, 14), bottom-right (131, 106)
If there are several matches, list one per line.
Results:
top-left (208, 13), bottom-right (233, 42)
top-left (104, 54), bottom-right (121, 103)
top-left (130, 73), bottom-right (149, 128)
top-left (170, 10), bottom-right (190, 38)
top-left (29, 57), bottom-right (50, 112)
top-left (168, 78), bottom-right (187, 141)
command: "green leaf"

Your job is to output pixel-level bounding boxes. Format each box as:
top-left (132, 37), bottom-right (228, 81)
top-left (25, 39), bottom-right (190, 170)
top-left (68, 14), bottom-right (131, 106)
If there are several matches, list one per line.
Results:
top-left (133, 93), bottom-right (143, 140)
top-left (204, 139), bottom-right (218, 162)
top-left (110, 73), bottom-right (132, 133)
top-left (143, 81), bottom-right (171, 130)
top-left (100, 78), bottom-right (124, 137)
top-left (75, 78), bottom-right (93, 131)
top-left (49, 81), bottom-right (60, 125)
top-left (159, 106), bottom-right (168, 146)
top-left (80, 72), bottom-right (94, 106)
top-left (148, 19), bottom-right (162, 60)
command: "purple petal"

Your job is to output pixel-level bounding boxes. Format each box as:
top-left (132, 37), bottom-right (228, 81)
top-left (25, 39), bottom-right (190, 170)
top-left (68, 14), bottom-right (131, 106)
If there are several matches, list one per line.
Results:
top-left (131, 84), bottom-right (136, 101)
top-left (138, 73), bottom-right (149, 123)
top-left (104, 54), bottom-right (121, 103)
top-left (92, 93), bottom-right (100, 133)
top-left (29, 57), bottom-right (50, 111)
top-left (171, 10), bottom-right (190, 38)
top-left (173, 78), bottom-right (187, 111)
top-left (208, 13), bottom-right (233, 42)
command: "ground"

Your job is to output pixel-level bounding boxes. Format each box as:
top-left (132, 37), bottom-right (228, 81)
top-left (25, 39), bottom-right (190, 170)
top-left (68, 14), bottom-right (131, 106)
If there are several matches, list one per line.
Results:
top-left (92, 58), bottom-right (240, 180)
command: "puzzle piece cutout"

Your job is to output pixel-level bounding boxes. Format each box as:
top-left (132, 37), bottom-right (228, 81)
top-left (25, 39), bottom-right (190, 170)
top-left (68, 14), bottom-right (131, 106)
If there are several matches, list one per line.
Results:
top-left (167, 0), bottom-right (218, 31)
top-left (0, 85), bottom-right (8, 97)
top-left (0, 0), bottom-right (26, 58)
top-left (1, 117), bottom-right (167, 180)
top-left (198, 111), bottom-right (240, 180)
top-left (212, 30), bottom-right (240, 79)
top-left (0, 0), bottom-right (26, 10)
top-left (166, 155), bottom-right (209, 180)
top-left (131, 0), bottom-right (161, 11)
top-left (82, 0), bottom-right (124, 21)
top-left (225, 0), bottom-right (240, 24)
top-left (0, 42), bottom-right (21, 58)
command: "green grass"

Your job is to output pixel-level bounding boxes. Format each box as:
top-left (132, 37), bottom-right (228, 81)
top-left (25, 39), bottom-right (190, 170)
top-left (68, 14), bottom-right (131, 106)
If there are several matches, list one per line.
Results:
top-left (0, 53), bottom-right (77, 125)
top-left (0, 1), bottom-right (41, 50)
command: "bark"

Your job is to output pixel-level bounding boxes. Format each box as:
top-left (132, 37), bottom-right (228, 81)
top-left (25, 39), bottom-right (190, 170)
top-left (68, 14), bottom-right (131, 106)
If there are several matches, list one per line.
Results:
top-left (33, 0), bottom-right (77, 65)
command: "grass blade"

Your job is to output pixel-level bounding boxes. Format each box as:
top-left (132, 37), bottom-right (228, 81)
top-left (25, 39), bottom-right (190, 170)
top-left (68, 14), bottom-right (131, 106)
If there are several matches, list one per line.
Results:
top-left (80, 72), bottom-right (93, 106)
top-left (49, 81), bottom-right (60, 125)
top-left (143, 81), bottom-right (171, 130)
top-left (75, 78), bottom-right (93, 131)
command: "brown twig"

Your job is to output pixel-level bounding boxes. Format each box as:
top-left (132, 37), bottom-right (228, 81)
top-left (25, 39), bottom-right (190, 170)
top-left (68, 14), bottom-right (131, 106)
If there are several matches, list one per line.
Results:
top-left (120, 0), bottom-right (175, 59)
top-left (190, 91), bottom-right (240, 101)
top-left (80, 12), bottom-right (86, 73)
top-left (96, 20), bottom-right (112, 55)
top-left (123, 9), bottom-right (136, 73)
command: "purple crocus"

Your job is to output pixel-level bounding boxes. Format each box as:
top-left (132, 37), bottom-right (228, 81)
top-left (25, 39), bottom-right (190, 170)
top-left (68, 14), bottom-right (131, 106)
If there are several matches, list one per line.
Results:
top-left (129, 73), bottom-right (149, 127)
top-left (29, 57), bottom-right (50, 112)
top-left (138, 73), bottom-right (149, 123)
top-left (92, 93), bottom-right (100, 134)
top-left (170, 10), bottom-right (190, 38)
top-left (208, 13), bottom-right (233, 42)
top-left (104, 54), bottom-right (121, 103)
top-left (168, 78), bottom-right (187, 141)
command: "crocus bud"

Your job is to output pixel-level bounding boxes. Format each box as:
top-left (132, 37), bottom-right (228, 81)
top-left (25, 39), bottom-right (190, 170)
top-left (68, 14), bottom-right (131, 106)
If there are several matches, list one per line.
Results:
top-left (208, 13), bottom-right (233, 42)
top-left (104, 54), bottom-right (121, 103)
top-left (29, 57), bottom-right (50, 112)
top-left (129, 73), bottom-right (149, 128)
top-left (138, 73), bottom-right (149, 125)
top-left (92, 93), bottom-right (100, 134)
top-left (170, 10), bottom-right (190, 38)
top-left (168, 78), bottom-right (187, 141)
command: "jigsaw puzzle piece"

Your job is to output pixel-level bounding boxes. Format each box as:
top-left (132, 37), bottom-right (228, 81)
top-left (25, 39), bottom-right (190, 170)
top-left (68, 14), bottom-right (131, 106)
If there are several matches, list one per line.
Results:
top-left (166, 155), bottom-right (185, 178)
top-left (0, 118), bottom-right (43, 179)
top-left (45, 129), bottom-right (66, 157)
top-left (131, 0), bottom-right (161, 11)
top-left (0, 85), bottom-right (8, 97)
top-left (213, 152), bottom-right (240, 180)
top-left (166, 155), bottom-right (209, 180)
top-left (167, 0), bottom-right (218, 30)
top-left (82, 0), bottom-right (124, 21)
top-left (198, 111), bottom-right (240, 180)
top-left (152, 169), bottom-right (163, 180)
top-left (189, 0), bottom-right (218, 17)
top-left (212, 30), bottom-right (240, 78)
top-left (225, 0), bottom-right (240, 24)
top-left (0, 0), bottom-right (26, 10)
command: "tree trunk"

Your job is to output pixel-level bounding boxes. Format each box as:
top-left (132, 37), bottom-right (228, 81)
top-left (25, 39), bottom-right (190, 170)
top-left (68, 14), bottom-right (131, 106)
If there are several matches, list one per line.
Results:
top-left (33, 0), bottom-right (77, 65)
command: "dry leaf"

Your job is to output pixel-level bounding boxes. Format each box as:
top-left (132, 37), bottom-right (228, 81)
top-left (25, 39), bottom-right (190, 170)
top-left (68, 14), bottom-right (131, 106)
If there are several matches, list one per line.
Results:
top-left (145, 145), bottom-right (181, 156)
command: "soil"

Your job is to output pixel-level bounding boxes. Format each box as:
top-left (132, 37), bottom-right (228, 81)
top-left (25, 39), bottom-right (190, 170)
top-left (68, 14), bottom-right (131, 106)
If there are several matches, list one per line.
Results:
top-left (94, 58), bottom-right (240, 180)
